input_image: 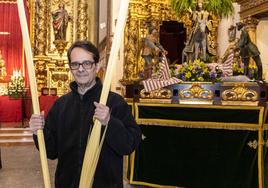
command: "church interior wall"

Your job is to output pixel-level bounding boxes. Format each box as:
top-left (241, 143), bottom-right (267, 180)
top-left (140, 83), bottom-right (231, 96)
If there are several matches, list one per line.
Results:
top-left (217, 3), bottom-right (241, 58)
top-left (256, 18), bottom-right (268, 81)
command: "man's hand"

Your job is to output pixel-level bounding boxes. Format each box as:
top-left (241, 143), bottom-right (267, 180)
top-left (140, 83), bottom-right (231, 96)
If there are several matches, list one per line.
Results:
top-left (29, 111), bottom-right (45, 135)
top-left (93, 102), bottom-right (110, 126)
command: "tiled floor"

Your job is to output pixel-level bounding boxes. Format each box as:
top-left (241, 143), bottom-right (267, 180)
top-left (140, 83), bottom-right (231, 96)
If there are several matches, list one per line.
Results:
top-left (0, 146), bottom-right (56, 188)
top-left (0, 146), bottom-right (146, 188)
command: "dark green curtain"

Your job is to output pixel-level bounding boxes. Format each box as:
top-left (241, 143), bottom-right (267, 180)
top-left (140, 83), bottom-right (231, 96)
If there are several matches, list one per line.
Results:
top-left (132, 126), bottom-right (258, 188)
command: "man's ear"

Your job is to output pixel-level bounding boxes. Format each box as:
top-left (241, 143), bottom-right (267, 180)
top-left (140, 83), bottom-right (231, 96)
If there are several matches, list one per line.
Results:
top-left (95, 62), bottom-right (101, 73)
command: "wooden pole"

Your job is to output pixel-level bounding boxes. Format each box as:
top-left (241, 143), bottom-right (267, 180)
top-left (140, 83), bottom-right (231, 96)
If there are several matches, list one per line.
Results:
top-left (17, 1), bottom-right (51, 188)
top-left (79, 0), bottom-right (130, 187)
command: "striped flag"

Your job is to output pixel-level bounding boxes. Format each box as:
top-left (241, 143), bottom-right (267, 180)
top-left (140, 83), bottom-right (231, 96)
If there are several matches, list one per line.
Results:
top-left (219, 50), bottom-right (234, 77)
top-left (142, 56), bottom-right (182, 92)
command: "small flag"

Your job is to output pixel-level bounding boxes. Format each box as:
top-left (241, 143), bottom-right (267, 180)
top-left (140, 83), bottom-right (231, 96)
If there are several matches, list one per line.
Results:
top-left (219, 50), bottom-right (234, 77)
top-left (142, 56), bottom-right (182, 92)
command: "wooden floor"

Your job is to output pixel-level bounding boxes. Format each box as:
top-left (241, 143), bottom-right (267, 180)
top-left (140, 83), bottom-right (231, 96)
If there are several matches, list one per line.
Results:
top-left (0, 122), bottom-right (145, 188)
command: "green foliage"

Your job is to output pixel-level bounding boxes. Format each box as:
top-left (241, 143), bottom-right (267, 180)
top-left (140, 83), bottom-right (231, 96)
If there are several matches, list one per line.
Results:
top-left (170, 0), bottom-right (234, 18)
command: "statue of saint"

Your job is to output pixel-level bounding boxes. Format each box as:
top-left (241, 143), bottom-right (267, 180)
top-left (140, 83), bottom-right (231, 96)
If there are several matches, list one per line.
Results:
top-left (236, 22), bottom-right (263, 80)
top-left (182, 0), bottom-right (215, 62)
top-left (141, 27), bottom-right (168, 79)
top-left (52, 3), bottom-right (71, 41)
top-left (0, 50), bottom-right (7, 80)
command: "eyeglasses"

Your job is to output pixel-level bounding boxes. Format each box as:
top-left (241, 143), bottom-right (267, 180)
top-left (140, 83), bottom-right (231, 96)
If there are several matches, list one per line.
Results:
top-left (69, 60), bottom-right (95, 70)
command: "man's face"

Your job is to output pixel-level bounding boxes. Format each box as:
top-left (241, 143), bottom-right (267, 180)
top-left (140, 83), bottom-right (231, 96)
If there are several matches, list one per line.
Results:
top-left (69, 47), bottom-right (99, 87)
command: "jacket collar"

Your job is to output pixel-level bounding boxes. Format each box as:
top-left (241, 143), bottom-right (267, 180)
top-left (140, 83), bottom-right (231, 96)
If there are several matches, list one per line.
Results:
top-left (70, 77), bottom-right (102, 101)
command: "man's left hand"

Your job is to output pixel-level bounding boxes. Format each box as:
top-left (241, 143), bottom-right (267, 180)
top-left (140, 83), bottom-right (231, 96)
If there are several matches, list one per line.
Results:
top-left (93, 102), bottom-right (110, 126)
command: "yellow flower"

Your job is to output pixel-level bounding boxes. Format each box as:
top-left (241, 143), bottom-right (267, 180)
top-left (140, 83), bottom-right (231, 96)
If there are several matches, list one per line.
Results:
top-left (186, 72), bottom-right (192, 78)
top-left (198, 77), bottom-right (204, 81)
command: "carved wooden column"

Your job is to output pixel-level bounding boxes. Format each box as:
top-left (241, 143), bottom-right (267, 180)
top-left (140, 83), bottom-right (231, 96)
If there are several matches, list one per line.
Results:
top-left (76, 0), bottom-right (88, 40)
top-left (87, 0), bottom-right (98, 44)
top-left (34, 0), bottom-right (47, 56)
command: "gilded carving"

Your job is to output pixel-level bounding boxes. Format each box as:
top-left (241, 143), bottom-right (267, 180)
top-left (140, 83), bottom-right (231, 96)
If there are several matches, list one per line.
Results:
top-left (179, 83), bottom-right (213, 99)
top-left (247, 140), bottom-right (258, 150)
top-left (48, 65), bottom-right (72, 96)
top-left (35, 60), bottom-right (48, 91)
top-left (221, 83), bottom-right (258, 101)
top-left (76, 0), bottom-right (88, 40)
top-left (34, 0), bottom-right (47, 55)
top-left (140, 88), bottom-right (172, 99)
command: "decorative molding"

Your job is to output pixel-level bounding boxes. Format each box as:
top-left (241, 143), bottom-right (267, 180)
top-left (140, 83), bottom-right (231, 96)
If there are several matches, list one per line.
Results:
top-left (236, 0), bottom-right (268, 19)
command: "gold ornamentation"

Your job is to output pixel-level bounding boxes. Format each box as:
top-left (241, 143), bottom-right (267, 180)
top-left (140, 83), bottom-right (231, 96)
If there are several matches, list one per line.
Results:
top-left (53, 40), bottom-right (68, 57)
top-left (221, 83), bottom-right (258, 101)
top-left (34, 0), bottom-right (47, 55)
top-left (247, 140), bottom-right (258, 150)
top-left (35, 60), bottom-right (48, 92)
top-left (140, 88), bottom-right (172, 99)
top-left (76, 0), bottom-right (88, 40)
top-left (48, 66), bottom-right (72, 95)
top-left (179, 83), bottom-right (213, 99)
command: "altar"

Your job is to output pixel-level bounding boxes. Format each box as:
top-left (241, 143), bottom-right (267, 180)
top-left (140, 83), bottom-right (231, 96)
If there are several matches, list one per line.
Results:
top-left (126, 102), bottom-right (268, 188)
top-left (0, 95), bottom-right (58, 123)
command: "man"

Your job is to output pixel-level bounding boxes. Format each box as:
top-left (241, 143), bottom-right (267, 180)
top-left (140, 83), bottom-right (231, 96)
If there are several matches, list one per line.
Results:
top-left (236, 22), bottom-right (263, 80)
top-left (30, 40), bottom-right (141, 188)
top-left (141, 27), bottom-right (167, 79)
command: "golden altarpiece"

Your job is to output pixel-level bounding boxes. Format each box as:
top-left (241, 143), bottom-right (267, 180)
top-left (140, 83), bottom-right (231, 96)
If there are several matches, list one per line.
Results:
top-left (29, 0), bottom-right (220, 96)
top-left (30, 0), bottom-right (97, 95)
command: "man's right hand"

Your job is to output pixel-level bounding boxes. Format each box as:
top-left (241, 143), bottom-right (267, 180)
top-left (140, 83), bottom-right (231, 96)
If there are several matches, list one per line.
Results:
top-left (29, 111), bottom-right (45, 135)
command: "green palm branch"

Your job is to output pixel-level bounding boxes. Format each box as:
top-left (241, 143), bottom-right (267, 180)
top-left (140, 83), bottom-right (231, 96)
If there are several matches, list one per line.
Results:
top-left (170, 0), bottom-right (234, 18)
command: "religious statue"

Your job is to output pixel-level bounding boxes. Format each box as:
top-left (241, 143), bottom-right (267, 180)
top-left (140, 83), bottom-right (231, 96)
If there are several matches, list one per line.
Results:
top-left (141, 27), bottom-right (168, 79)
top-left (182, 0), bottom-right (214, 62)
top-left (0, 50), bottom-right (7, 80)
top-left (52, 3), bottom-right (71, 41)
top-left (236, 22), bottom-right (263, 81)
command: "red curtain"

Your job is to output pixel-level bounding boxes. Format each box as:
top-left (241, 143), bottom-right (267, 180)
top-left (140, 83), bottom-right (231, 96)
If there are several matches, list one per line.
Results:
top-left (0, 0), bottom-right (29, 84)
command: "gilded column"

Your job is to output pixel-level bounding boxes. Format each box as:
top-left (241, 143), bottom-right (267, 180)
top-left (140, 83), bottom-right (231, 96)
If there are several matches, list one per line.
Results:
top-left (87, 0), bottom-right (98, 45)
top-left (76, 0), bottom-right (88, 40)
top-left (34, 0), bottom-right (47, 56)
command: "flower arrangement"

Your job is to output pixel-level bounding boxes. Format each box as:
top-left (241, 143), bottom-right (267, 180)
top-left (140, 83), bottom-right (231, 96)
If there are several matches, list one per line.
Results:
top-left (8, 70), bottom-right (25, 98)
top-left (171, 59), bottom-right (222, 82)
top-left (232, 60), bottom-right (258, 79)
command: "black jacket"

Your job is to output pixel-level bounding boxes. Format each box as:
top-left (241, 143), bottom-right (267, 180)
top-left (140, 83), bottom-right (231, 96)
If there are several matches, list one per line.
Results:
top-left (34, 78), bottom-right (141, 188)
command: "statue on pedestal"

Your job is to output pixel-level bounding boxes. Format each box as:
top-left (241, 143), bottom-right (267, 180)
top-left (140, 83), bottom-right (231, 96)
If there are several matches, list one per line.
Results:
top-left (52, 3), bottom-right (71, 41)
top-left (52, 3), bottom-right (71, 56)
